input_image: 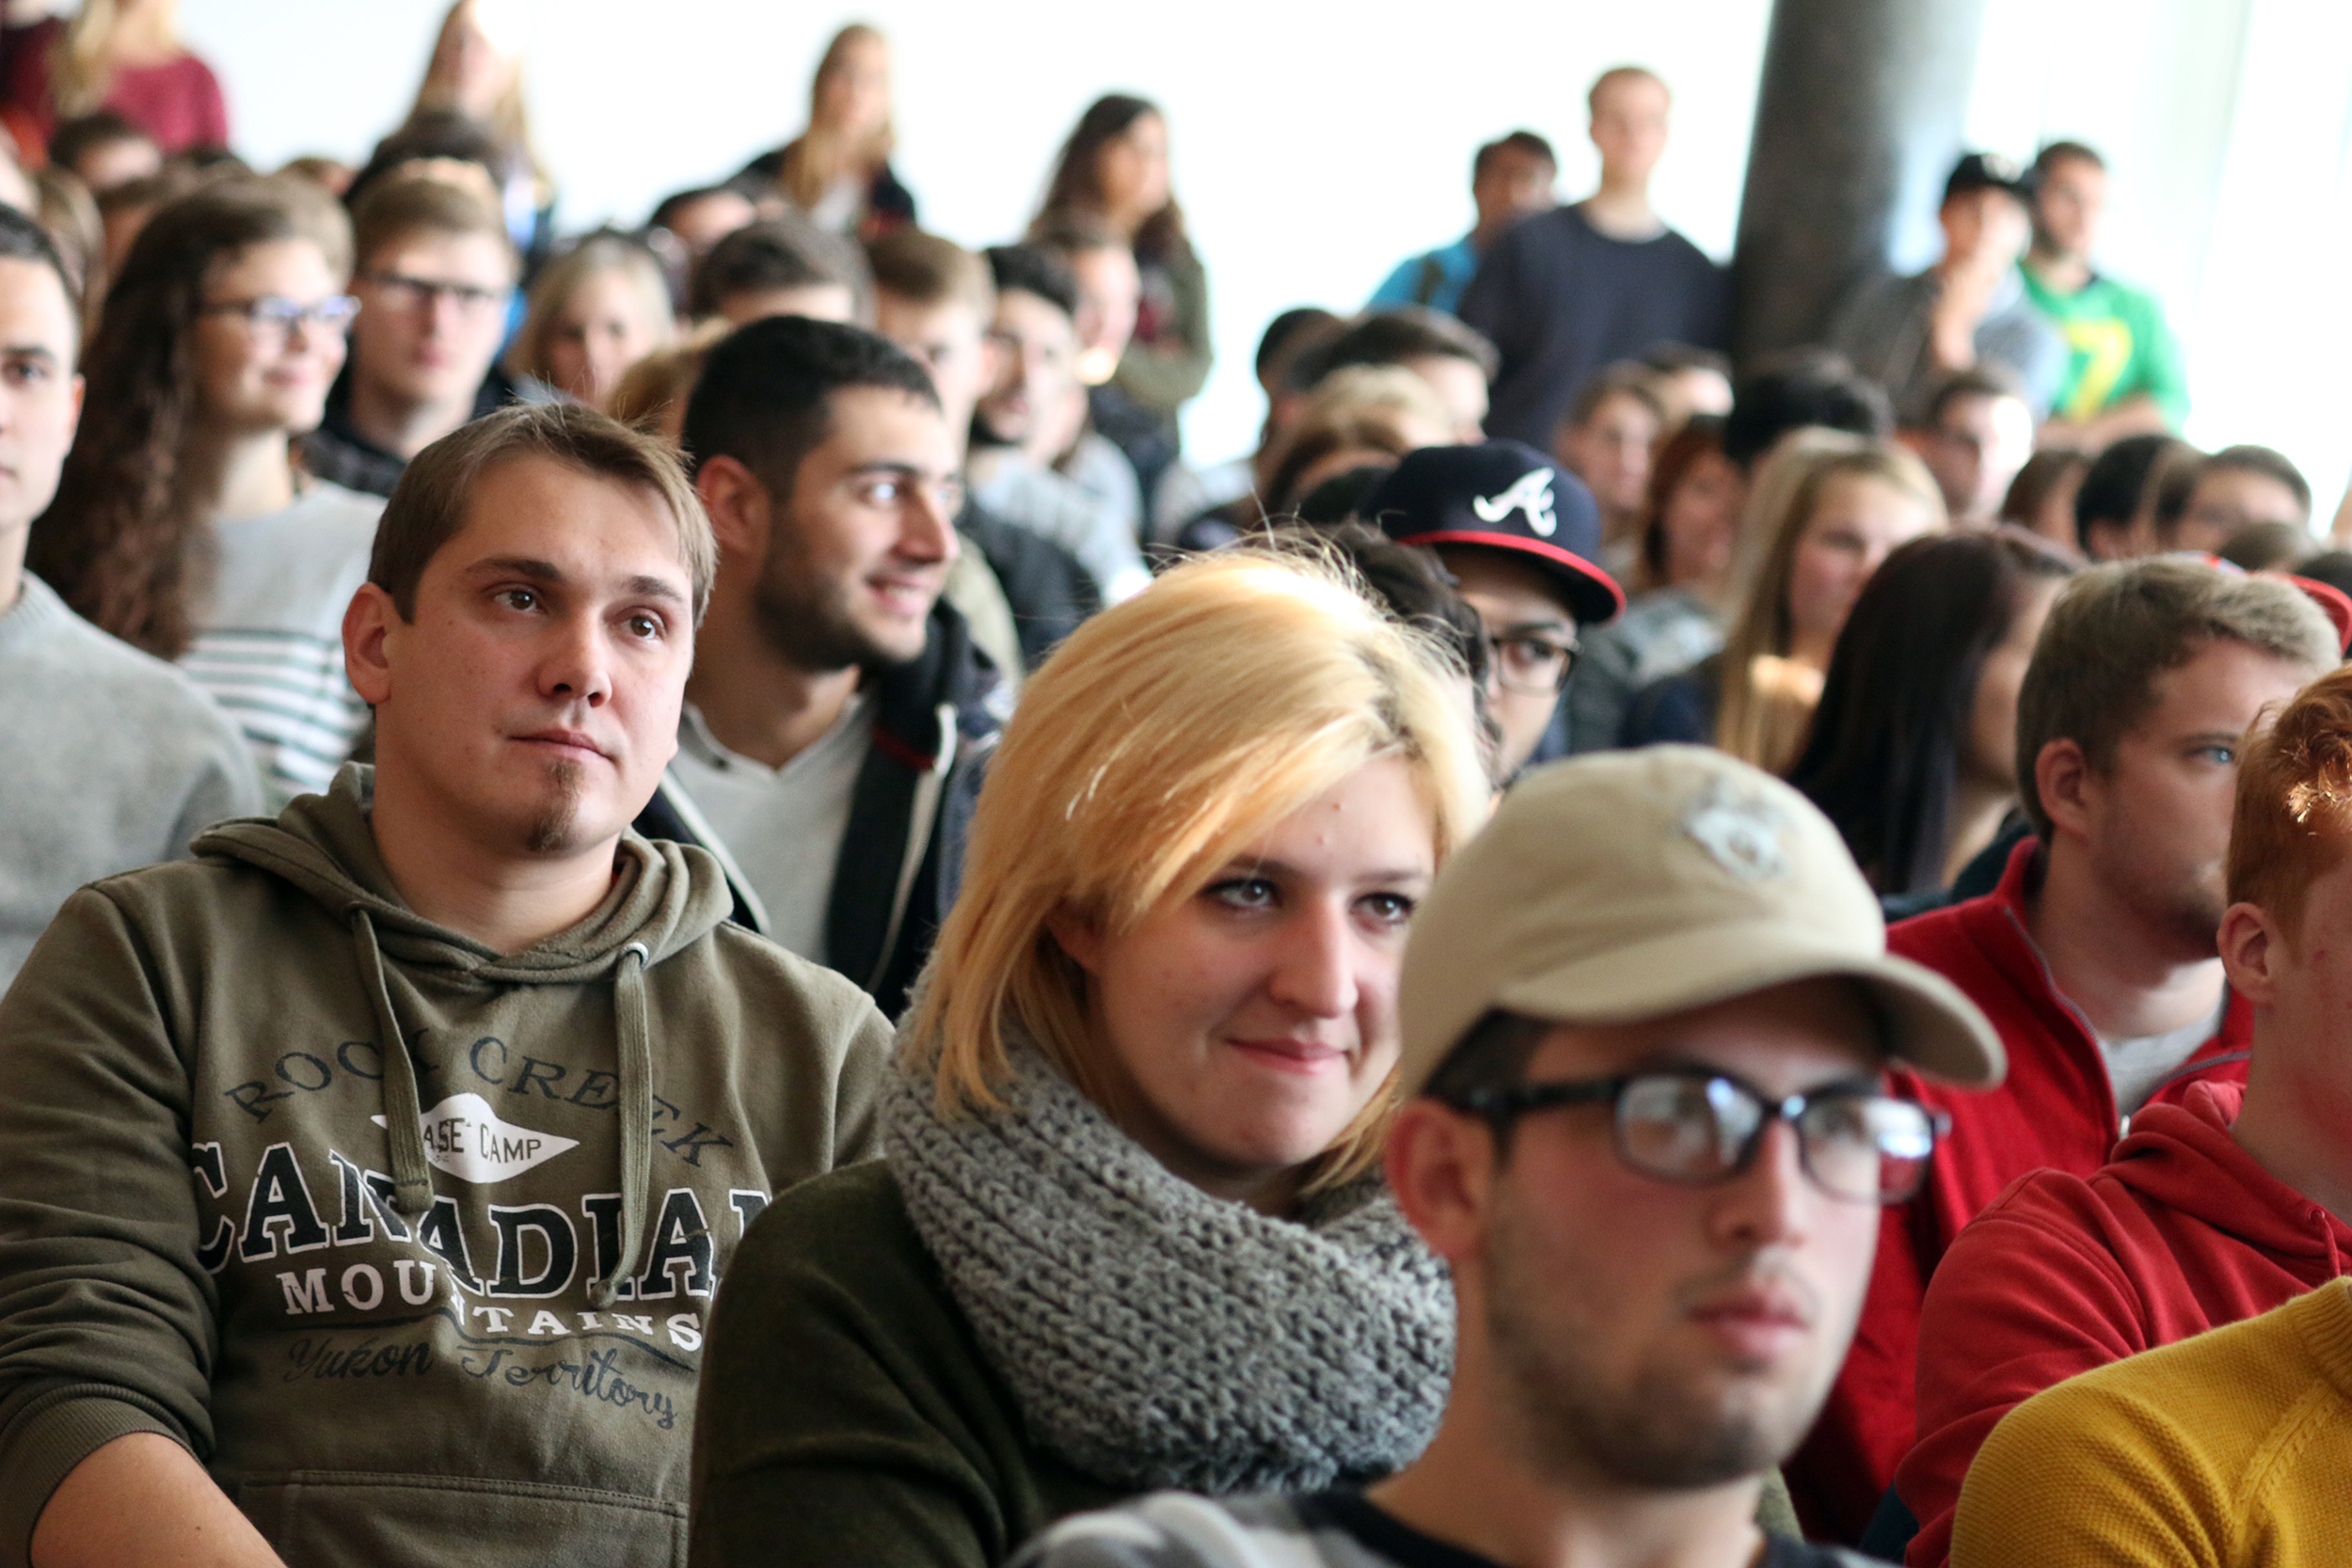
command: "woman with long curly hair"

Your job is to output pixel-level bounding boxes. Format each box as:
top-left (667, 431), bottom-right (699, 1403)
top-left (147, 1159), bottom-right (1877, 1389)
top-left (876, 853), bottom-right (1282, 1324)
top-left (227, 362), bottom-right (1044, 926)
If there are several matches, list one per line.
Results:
top-left (26, 176), bottom-right (381, 804)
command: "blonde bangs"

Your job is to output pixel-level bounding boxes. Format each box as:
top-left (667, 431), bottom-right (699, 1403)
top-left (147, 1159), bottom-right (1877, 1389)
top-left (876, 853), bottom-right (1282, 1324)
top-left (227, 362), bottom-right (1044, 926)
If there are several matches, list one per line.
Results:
top-left (914, 546), bottom-right (1486, 1154)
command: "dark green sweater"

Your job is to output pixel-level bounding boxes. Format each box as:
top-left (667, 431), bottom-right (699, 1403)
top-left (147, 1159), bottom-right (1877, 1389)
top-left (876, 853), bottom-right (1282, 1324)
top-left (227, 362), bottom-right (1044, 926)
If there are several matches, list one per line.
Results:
top-left (690, 1160), bottom-right (1125, 1566)
top-left (688, 1163), bottom-right (1807, 1563)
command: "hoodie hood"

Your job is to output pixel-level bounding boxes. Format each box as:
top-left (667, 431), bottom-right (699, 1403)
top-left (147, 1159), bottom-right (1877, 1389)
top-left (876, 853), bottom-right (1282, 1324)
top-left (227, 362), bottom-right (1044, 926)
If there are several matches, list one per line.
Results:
top-left (195, 764), bottom-right (738, 1302)
top-left (199, 765), bottom-right (734, 980)
top-left (2106, 1079), bottom-right (2352, 1271)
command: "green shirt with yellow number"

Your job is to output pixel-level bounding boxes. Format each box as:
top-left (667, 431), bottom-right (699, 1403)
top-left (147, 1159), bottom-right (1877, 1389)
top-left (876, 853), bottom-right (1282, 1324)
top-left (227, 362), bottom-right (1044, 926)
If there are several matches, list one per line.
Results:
top-left (2020, 264), bottom-right (2188, 426)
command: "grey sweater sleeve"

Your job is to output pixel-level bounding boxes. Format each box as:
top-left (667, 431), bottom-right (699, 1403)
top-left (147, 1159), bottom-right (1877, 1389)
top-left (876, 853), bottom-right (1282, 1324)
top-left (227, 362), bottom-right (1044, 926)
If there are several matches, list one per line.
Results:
top-left (166, 707), bottom-right (268, 861)
top-left (0, 888), bottom-right (217, 1565)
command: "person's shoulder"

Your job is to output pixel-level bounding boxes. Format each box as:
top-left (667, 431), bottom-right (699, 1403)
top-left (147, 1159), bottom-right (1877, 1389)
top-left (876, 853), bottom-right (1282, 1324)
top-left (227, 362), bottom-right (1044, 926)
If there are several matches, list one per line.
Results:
top-left (297, 478), bottom-right (389, 530)
top-left (734, 1158), bottom-right (934, 1303)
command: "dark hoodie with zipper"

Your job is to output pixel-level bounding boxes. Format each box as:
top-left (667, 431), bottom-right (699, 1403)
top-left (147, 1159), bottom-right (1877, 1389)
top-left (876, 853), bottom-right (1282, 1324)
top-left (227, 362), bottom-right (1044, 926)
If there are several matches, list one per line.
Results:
top-left (638, 597), bottom-right (1005, 1022)
top-left (0, 767), bottom-right (891, 1567)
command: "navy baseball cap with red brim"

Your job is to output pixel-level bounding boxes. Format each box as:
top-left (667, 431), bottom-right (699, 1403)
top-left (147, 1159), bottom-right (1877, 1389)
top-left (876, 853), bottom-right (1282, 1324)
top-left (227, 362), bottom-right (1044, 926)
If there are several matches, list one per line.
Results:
top-left (1363, 440), bottom-right (1626, 626)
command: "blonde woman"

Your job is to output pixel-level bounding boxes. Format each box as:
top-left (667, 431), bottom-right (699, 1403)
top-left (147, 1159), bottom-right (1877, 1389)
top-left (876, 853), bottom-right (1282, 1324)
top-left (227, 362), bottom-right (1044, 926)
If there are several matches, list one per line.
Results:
top-left (734, 24), bottom-right (915, 238)
top-left (692, 548), bottom-right (1487, 1567)
top-left (405, 0), bottom-right (552, 266)
top-left (505, 231), bottom-right (675, 411)
top-left (1, 0), bottom-right (225, 158)
top-left (1621, 433), bottom-right (1945, 769)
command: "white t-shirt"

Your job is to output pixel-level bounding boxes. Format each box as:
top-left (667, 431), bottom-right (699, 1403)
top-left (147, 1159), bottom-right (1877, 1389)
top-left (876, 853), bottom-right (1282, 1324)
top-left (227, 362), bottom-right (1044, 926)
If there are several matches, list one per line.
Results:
top-left (665, 696), bottom-right (873, 964)
top-left (182, 480), bottom-right (382, 804)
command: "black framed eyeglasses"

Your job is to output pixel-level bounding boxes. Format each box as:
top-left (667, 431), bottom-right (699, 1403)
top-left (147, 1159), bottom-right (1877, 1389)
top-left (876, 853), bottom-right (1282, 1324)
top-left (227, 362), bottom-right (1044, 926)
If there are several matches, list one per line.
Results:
top-left (1450, 1068), bottom-right (1947, 1204)
top-left (363, 270), bottom-right (508, 315)
top-left (1486, 630), bottom-right (1581, 696)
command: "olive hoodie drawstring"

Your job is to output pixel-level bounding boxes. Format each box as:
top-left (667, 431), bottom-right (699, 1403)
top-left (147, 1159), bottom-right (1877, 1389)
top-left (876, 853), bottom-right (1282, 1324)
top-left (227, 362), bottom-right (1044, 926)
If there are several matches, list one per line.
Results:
top-left (355, 910), bottom-right (656, 1302)
top-left (351, 908), bottom-right (434, 1218)
top-left (594, 942), bottom-right (654, 1307)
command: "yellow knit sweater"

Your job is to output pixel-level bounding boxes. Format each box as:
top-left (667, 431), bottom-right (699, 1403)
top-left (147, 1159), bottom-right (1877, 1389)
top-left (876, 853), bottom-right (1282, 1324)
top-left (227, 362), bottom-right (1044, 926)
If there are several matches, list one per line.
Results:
top-left (1951, 1277), bottom-right (2352, 1567)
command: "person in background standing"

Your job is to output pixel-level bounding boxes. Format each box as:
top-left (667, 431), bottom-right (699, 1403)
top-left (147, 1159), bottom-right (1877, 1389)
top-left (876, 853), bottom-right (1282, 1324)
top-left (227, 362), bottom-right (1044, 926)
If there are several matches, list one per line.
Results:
top-left (24, 176), bottom-right (382, 804)
top-left (2023, 140), bottom-right (2186, 445)
top-left (1460, 66), bottom-right (1729, 450)
top-left (1033, 94), bottom-right (1211, 436)
top-left (1830, 154), bottom-right (2065, 428)
top-left (0, 0), bottom-right (225, 161)
top-left (506, 230), bottom-right (675, 412)
top-left (404, 0), bottom-right (553, 274)
top-left (1366, 131), bottom-right (1556, 320)
top-left (733, 24), bottom-right (915, 241)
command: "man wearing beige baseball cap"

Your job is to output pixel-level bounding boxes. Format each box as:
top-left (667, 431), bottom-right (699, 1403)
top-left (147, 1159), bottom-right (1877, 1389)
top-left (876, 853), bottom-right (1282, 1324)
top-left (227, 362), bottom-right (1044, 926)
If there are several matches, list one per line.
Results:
top-left (1012, 746), bottom-right (2000, 1568)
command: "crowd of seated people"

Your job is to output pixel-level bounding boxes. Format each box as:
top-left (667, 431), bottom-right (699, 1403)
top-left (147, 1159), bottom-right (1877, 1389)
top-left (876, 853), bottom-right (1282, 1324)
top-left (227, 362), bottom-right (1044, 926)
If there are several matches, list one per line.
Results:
top-left (2, 8), bottom-right (2351, 1566)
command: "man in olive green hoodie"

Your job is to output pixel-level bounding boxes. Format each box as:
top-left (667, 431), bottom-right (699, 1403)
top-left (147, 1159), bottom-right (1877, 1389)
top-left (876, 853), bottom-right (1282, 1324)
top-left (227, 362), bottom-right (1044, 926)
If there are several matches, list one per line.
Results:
top-left (0, 404), bottom-right (892, 1568)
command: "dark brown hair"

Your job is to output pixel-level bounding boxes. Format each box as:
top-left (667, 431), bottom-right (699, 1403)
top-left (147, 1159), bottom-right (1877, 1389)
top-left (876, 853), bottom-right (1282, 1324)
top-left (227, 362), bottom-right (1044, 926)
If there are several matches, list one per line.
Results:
top-left (1788, 529), bottom-right (2078, 895)
top-left (1034, 94), bottom-right (1187, 263)
top-left (27, 176), bottom-right (351, 657)
top-left (370, 403), bottom-right (714, 622)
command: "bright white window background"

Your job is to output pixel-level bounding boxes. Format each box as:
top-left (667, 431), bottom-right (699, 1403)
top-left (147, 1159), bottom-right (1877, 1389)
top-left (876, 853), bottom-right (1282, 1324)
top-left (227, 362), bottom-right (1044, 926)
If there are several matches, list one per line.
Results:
top-left (186, 0), bottom-right (2347, 508)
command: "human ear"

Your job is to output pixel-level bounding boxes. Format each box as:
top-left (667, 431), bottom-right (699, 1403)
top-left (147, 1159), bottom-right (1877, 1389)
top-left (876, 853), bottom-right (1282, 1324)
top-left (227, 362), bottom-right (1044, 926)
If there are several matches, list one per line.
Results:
top-left (2034, 737), bottom-right (2094, 841)
top-left (694, 455), bottom-right (771, 565)
top-left (1384, 1099), bottom-right (1492, 1266)
top-left (343, 581), bottom-right (397, 706)
top-left (2217, 901), bottom-right (2280, 1006)
top-left (1044, 908), bottom-right (1103, 975)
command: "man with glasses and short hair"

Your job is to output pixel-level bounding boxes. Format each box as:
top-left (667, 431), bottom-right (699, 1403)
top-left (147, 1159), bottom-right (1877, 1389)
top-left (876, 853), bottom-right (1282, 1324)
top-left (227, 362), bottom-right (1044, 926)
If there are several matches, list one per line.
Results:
top-left (302, 176), bottom-right (530, 498)
top-left (1015, 745), bottom-right (2002, 1568)
top-left (1367, 441), bottom-right (1625, 778)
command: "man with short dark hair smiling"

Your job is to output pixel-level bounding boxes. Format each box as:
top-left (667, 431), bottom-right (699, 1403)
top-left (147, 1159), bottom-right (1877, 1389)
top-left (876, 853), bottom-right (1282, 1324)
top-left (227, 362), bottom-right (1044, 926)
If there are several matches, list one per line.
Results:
top-left (643, 315), bottom-right (1000, 1019)
top-left (1017, 746), bottom-right (2001, 1568)
top-left (0, 403), bottom-right (889, 1567)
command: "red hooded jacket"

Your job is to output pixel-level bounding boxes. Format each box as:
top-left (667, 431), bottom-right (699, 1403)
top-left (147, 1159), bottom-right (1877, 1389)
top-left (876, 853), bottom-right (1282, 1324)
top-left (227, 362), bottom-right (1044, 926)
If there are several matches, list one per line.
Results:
top-left (1783, 839), bottom-right (2251, 1541)
top-left (1896, 1080), bottom-right (2352, 1566)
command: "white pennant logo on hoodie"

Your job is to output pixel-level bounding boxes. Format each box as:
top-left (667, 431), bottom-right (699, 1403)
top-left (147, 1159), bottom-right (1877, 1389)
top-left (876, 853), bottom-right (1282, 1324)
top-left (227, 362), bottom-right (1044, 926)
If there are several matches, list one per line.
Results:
top-left (373, 1092), bottom-right (579, 1183)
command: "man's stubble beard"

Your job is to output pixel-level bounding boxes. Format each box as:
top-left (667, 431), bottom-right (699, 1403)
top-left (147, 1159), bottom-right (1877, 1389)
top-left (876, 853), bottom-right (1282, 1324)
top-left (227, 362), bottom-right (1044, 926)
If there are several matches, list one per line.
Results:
top-left (753, 538), bottom-right (912, 673)
top-left (1478, 1180), bottom-right (1830, 1492)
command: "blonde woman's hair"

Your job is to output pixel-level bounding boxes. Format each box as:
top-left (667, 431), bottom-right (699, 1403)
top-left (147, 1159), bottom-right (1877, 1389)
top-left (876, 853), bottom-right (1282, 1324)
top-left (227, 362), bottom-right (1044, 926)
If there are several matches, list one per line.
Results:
top-left (411, 0), bottom-right (545, 184)
top-left (54, 0), bottom-right (181, 119)
top-left (505, 231), bottom-right (675, 397)
top-left (777, 24), bottom-right (895, 214)
top-left (912, 546), bottom-right (1490, 1194)
top-left (1714, 435), bottom-right (1945, 771)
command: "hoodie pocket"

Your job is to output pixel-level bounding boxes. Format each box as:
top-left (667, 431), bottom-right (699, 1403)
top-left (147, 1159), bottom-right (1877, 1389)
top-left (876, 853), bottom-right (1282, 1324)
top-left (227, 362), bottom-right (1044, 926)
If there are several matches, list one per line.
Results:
top-left (236, 1469), bottom-right (686, 1568)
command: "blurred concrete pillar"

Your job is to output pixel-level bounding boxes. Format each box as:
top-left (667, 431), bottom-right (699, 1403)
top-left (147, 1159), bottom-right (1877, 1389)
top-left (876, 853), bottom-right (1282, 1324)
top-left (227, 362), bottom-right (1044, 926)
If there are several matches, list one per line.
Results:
top-left (1731, 0), bottom-right (1992, 364)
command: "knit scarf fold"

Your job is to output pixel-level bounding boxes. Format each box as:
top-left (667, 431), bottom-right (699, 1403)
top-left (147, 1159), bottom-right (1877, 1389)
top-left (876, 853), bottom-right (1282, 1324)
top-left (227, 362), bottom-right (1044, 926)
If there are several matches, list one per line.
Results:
top-left (885, 1033), bottom-right (1454, 1496)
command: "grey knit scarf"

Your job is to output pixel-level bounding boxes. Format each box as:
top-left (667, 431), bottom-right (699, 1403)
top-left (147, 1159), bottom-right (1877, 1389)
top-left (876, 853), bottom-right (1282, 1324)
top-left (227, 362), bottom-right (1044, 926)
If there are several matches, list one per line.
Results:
top-left (885, 1032), bottom-right (1454, 1496)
